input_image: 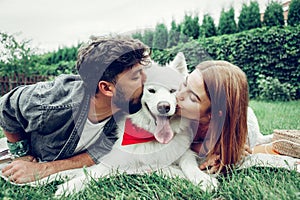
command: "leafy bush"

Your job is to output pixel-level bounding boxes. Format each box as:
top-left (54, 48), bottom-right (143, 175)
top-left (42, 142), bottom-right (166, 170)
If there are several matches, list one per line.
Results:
top-left (36, 60), bottom-right (77, 76)
top-left (257, 74), bottom-right (297, 101)
top-left (0, 32), bottom-right (37, 77)
top-left (152, 25), bottom-right (300, 100)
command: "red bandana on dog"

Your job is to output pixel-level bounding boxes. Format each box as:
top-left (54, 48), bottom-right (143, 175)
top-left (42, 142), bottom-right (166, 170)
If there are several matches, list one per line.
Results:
top-left (122, 119), bottom-right (156, 145)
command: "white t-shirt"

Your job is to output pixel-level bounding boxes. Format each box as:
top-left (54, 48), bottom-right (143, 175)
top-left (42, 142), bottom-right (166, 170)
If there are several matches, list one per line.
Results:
top-left (74, 117), bottom-right (111, 153)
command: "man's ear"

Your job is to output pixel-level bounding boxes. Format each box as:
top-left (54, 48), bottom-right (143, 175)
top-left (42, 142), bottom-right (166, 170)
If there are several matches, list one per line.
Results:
top-left (98, 81), bottom-right (114, 97)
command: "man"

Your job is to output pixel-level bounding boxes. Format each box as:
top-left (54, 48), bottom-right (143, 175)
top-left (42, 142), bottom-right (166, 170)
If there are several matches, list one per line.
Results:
top-left (0, 36), bottom-right (151, 183)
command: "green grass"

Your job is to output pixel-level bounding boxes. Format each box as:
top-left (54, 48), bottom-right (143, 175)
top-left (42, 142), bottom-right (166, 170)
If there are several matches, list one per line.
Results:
top-left (0, 100), bottom-right (299, 199)
top-left (250, 100), bottom-right (300, 134)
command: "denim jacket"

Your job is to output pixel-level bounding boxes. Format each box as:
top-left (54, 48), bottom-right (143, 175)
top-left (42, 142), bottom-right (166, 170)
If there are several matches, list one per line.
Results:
top-left (0, 74), bottom-right (119, 163)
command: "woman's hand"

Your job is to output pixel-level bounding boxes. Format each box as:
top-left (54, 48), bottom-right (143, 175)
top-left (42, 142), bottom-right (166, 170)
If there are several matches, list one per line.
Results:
top-left (199, 154), bottom-right (220, 174)
top-left (243, 144), bottom-right (252, 157)
top-left (199, 144), bottom-right (252, 174)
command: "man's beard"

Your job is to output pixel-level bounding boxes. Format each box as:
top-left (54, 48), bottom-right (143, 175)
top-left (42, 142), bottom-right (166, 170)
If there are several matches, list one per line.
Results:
top-left (113, 87), bottom-right (143, 114)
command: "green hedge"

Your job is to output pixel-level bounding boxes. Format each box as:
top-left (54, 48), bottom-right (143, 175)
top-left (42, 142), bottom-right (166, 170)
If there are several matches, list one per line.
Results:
top-left (152, 25), bottom-right (300, 99)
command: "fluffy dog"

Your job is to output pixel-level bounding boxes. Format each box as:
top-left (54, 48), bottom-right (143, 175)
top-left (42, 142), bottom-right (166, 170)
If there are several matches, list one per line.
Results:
top-left (55, 52), bottom-right (218, 197)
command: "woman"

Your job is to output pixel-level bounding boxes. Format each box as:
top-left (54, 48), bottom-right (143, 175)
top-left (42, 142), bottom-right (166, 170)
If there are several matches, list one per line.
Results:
top-left (176, 60), bottom-right (249, 173)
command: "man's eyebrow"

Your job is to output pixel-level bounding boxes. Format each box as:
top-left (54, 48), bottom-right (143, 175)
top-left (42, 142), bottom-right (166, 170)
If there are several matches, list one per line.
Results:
top-left (132, 67), bottom-right (143, 76)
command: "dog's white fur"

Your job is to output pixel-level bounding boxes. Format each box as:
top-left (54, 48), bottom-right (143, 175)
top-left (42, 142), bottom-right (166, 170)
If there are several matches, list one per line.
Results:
top-left (55, 53), bottom-right (218, 197)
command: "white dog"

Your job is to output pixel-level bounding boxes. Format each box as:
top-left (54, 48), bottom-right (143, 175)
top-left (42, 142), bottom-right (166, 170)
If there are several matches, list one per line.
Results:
top-left (55, 52), bottom-right (218, 197)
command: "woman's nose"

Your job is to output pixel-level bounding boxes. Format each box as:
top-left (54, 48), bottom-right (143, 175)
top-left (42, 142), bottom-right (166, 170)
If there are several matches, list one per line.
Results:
top-left (176, 91), bottom-right (184, 101)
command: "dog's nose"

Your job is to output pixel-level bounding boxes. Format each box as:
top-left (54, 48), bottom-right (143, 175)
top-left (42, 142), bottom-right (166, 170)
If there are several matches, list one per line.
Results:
top-left (157, 101), bottom-right (171, 114)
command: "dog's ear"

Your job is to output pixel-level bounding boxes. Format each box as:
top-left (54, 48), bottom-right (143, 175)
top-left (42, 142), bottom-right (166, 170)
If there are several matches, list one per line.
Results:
top-left (167, 52), bottom-right (188, 77)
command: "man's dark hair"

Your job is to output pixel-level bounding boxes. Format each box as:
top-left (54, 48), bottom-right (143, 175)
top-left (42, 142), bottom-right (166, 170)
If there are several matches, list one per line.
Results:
top-left (76, 35), bottom-right (150, 94)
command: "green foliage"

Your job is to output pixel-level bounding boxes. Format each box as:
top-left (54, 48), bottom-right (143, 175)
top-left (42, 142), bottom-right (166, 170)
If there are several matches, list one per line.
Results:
top-left (43, 46), bottom-right (78, 65)
top-left (203, 25), bottom-right (300, 99)
top-left (288, 0), bottom-right (300, 26)
top-left (131, 31), bottom-right (143, 41)
top-left (263, 1), bottom-right (284, 27)
top-left (167, 20), bottom-right (180, 48)
top-left (152, 25), bottom-right (300, 100)
top-left (238, 3), bottom-right (250, 31)
top-left (180, 13), bottom-right (200, 40)
top-left (142, 29), bottom-right (154, 47)
top-left (0, 32), bottom-right (37, 77)
top-left (36, 60), bottom-right (77, 76)
top-left (257, 74), bottom-right (298, 101)
top-left (0, 32), bottom-right (79, 78)
top-left (152, 40), bottom-right (212, 72)
top-left (201, 14), bottom-right (217, 37)
top-left (238, 1), bottom-right (261, 31)
top-left (153, 23), bottom-right (168, 49)
top-left (218, 7), bottom-right (237, 35)
top-left (179, 30), bottom-right (189, 43)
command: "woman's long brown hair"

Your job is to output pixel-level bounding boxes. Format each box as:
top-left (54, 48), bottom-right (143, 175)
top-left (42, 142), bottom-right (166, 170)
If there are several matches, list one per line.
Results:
top-left (196, 60), bottom-right (249, 173)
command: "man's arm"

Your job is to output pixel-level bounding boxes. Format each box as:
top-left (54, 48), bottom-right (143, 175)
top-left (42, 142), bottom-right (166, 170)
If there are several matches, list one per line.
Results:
top-left (1, 152), bottom-right (95, 184)
top-left (4, 130), bottom-right (23, 143)
top-left (2, 130), bottom-right (95, 184)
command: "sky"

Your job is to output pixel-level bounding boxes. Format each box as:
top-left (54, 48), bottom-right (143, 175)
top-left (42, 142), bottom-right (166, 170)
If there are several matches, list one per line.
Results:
top-left (0, 0), bottom-right (274, 52)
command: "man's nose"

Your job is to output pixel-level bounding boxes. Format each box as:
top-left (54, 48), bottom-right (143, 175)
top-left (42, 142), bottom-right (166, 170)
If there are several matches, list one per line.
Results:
top-left (141, 70), bottom-right (147, 84)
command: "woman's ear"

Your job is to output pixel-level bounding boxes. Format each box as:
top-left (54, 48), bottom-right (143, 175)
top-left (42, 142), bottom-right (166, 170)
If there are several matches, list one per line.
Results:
top-left (98, 81), bottom-right (114, 97)
top-left (218, 111), bottom-right (223, 117)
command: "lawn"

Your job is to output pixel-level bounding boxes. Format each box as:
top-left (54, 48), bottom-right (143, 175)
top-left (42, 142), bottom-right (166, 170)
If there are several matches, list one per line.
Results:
top-left (0, 100), bottom-right (299, 200)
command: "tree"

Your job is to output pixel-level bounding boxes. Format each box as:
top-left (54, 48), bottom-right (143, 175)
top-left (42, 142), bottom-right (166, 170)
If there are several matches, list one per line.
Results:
top-left (238, 1), bottom-right (261, 32)
top-left (201, 14), bottom-right (217, 37)
top-left (287, 0), bottom-right (300, 26)
top-left (131, 31), bottom-right (143, 42)
top-left (238, 3), bottom-right (249, 31)
top-left (143, 29), bottom-right (154, 48)
top-left (181, 14), bottom-right (200, 40)
top-left (218, 7), bottom-right (237, 35)
top-left (263, 1), bottom-right (284, 27)
top-left (0, 31), bottom-right (36, 77)
top-left (152, 23), bottom-right (168, 49)
top-left (248, 1), bottom-right (262, 29)
top-left (167, 20), bottom-right (181, 48)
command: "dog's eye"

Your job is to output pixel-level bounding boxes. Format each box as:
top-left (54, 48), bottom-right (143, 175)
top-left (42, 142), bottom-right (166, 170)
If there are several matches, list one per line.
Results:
top-left (148, 88), bottom-right (156, 93)
top-left (170, 89), bottom-right (176, 93)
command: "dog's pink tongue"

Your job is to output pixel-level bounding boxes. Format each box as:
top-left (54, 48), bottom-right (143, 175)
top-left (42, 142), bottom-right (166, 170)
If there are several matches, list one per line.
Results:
top-left (154, 116), bottom-right (174, 144)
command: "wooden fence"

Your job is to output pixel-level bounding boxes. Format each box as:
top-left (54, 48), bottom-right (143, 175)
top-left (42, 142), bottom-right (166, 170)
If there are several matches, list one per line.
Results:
top-left (0, 74), bottom-right (49, 96)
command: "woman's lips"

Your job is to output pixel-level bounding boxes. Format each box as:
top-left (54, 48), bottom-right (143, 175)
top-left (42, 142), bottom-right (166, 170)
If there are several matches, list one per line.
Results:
top-left (175, 105), bottom-right (181, 113)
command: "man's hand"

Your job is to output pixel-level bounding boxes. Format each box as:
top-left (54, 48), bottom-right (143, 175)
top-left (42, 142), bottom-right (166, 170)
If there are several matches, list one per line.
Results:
top-left (2, 158), bottom-right (47, 183)
top-left (1, 152), bottom-right (95, 184)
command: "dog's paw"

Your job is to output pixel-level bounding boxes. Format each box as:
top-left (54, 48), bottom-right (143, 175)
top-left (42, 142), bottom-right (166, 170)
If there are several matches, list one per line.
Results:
top-left (186, 169), bottom-right (219, 192)
top-left (54, 176), bottom-right (86, 198)
top-left (197, 175), bottom-right (219, 192)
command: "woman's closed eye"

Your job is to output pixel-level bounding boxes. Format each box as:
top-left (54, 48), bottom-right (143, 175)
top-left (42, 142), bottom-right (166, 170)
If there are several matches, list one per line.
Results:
top-left (190, 94), bottom-right (199, 102)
